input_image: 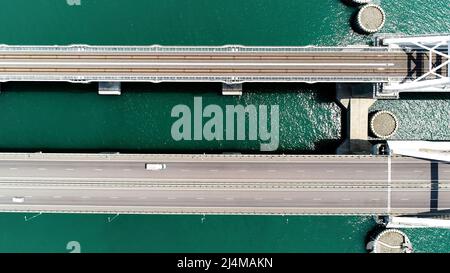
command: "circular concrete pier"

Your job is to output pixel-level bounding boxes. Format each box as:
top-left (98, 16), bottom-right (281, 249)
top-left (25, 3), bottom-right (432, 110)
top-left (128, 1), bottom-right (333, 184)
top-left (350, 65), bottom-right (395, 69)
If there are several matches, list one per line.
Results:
top-left (356, 4), bottom-right (386, 33)
top-left (370, 110), bottom-right (398, 139)
top-left (366, 229), bottom-right (413, 253)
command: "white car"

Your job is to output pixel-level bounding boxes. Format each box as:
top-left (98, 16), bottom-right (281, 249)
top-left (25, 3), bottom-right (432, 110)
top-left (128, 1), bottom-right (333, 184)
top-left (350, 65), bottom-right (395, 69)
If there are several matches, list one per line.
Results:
top-left (12, 197), bottom-right (25, 203)
top-left (145, 163), bottom-right (167, 171)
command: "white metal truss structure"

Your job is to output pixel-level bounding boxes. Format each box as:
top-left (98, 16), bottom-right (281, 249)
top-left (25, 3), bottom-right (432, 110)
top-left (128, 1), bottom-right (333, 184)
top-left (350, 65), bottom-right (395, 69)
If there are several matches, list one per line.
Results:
top-left (387, 140), bottom-right (450, 163)
top-left (381, 35), bottom-right (450, 96)
top-left (386, 216), bottom-right (450, 229)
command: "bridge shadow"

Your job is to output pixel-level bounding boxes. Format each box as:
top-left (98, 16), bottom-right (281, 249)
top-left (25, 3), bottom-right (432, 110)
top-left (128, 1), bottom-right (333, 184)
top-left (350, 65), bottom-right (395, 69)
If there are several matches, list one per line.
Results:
top-left (406, 52), bottom-right (419, 81)
top-left (340, 0), bottom-right (362, 7)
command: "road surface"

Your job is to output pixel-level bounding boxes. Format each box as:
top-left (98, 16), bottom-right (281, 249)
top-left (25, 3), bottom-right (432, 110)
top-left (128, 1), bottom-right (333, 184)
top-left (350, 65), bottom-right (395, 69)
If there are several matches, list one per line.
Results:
top-left (0, 153), bottom-right (447, 216)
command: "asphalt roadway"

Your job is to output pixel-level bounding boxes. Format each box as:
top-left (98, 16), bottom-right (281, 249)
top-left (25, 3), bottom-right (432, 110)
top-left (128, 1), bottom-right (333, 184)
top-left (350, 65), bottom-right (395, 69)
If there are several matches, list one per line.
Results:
top-left (0, 153), bottom-right (447, 216)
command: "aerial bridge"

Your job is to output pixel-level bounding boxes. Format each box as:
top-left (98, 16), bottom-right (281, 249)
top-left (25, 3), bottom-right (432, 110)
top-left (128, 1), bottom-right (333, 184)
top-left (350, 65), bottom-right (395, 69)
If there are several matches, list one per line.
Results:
top-left (0, 34), bottom-right (446, 97)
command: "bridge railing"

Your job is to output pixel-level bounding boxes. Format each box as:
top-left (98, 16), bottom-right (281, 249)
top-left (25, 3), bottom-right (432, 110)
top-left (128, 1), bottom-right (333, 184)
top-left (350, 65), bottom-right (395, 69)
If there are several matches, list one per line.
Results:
top-left (0, 44), bottom-right (399, 53)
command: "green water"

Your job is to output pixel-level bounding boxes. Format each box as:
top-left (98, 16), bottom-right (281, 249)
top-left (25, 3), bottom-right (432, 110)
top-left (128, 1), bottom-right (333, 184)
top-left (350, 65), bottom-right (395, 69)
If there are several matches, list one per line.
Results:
top-left (371, 93), bottom-right (450, 140)
top-left (0, 0), bottom-right (448, 252)
top-left (0, 83), bottom-right (340, 153)
top-left (0, 213), bottom-right (447, 253)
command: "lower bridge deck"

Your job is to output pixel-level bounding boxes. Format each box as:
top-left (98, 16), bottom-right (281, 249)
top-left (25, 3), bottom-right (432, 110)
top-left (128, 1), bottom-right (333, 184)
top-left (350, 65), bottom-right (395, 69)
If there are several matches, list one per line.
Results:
top-left (0, 153), bottom-right (447, 216)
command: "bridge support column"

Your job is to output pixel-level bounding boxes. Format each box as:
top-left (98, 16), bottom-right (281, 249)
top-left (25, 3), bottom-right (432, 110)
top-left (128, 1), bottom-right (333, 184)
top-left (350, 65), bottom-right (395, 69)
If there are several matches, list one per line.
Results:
top-left (98, 82), bottom-right (121, 95)
top-left (336, 83), bottom-right (375, 154)
top-left (222, 83), bottom-right (242, 96)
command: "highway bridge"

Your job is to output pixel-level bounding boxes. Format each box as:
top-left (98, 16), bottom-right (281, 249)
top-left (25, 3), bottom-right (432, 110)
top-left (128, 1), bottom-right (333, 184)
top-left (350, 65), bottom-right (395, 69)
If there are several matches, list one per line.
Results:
top-left (0, 153), bottom-right (447, 216)
top-left (0, 34), bottom-right (447, 96)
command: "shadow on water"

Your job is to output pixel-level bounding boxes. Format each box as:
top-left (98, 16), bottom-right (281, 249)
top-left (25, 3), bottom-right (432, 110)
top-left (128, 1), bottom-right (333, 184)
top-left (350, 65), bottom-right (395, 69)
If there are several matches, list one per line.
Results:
top-left (364, 223), bottom-right (386, 251)
top-left (340, 0), bottom-right (363, 8)
top-left (2, 81), bottom-right (223, 95)
top-left (398, 92), bottom-right (450, 100)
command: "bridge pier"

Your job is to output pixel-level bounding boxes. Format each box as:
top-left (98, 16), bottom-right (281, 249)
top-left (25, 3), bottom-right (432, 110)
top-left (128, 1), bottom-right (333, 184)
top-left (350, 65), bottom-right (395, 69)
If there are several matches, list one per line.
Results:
top-left (222, 83), bottom-right (243, 96)
top-left (336, 83), bottom-right (375, 154)
top-left (98, 82), bottom-right (121, 95)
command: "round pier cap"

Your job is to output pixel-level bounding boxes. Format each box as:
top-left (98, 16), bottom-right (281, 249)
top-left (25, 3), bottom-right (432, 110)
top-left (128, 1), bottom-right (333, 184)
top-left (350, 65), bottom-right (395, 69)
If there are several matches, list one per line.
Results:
top-left (367, 229), bottom-right (413, 253)
top-left (370, 110), bottom-right (398, 139)
top-left (356, 4), bottom-right (386, 33)
top-left (351, 0), bottom-right (371, 4)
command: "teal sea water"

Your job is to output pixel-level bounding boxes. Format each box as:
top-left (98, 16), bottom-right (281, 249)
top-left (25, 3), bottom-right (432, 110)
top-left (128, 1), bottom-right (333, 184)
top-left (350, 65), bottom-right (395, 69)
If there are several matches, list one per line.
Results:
top-left (0, 0), bottom-right (448, 252)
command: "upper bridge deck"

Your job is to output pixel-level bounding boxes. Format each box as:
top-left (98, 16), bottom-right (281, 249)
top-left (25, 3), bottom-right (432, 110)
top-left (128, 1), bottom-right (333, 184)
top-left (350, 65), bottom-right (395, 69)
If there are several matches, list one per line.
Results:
top-left (0, 44), bottom-right (444, 85)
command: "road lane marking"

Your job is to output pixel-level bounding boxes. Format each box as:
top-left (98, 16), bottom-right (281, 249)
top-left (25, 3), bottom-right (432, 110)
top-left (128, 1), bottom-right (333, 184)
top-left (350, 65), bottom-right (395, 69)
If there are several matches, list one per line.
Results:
top-left (167, 197), bottom-right (177, 200)
top-left (38, 168), bottom-right (47, 171)
top-left (371, 198), bottom-right (380, 201)
top-left (123, 169), bottom-right (132, 172)
top-left (9, 168), bottom-right (18, 170)
top-left (196, 197), bottom-right (205, 200)
top-left (53, 196), bottom-right (62, 199)
top-left (94, 169), bottom-right (103, 171)
top-left (267, 170), bottom-right (277, 173)
top-left (326, 170), bottom-right (335, 173)
top-left (355, 170), bottom-right (364, 173)
top-left (65, 168), bottom-right (75, 171)
top-left (81, 196), bottom-right (90, 199)
top-left (413, 170), bottom-right (423, 173)
top-left (209, 169), bottom-right (218, 172)
top-left (283, 198), bottom-right (293, 201)
top-left (238, 169), bottom-right (248, 173)
top-left (254, 197), bottom-right (263, 200)
top-left (313, 198), bottom-right (322, 201)
top-left (180, 169), bottom-right (190, 172)
top-left (225, 197), bottom-right (234, 200)
top-left (400, 198), bottom-right (409, 201)
top-left (110, 196), bottom-right (119, 199)
top-left (342, 198), bottom-right (351, 201)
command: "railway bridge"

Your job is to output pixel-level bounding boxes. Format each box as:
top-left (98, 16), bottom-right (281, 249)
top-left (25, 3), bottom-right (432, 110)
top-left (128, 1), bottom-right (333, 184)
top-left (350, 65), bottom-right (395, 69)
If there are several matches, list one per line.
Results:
top-left (0, 34), bottom-right (447, 97)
